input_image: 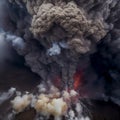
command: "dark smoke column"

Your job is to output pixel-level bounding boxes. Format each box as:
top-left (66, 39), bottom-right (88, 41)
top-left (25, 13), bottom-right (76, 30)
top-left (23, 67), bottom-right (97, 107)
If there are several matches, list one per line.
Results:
top-left (8, 0), bottom-right (120, 89)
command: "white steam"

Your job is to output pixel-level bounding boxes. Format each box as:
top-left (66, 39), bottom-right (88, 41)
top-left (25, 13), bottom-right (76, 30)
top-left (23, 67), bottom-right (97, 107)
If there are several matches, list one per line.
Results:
top-left (47, 41), bottom-right (69, 56)
top-left (47, 43), bottom-right (61, 56)
top-left (11, 83), bottom-right (91, 120)
top-left (0, 87), bottom-right (16, 105)
top-left (11, 94), bottom-right (33, 113)
top-left (0, 30), bottom-right (25, 63)
top-left (6, 34), bottom-right (25, 49)
top-left (59, 41), bottom-right (69, 49)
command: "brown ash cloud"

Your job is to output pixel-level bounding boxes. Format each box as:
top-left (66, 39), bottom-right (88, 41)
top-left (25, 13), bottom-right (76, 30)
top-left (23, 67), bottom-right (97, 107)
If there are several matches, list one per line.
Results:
top-left (1, 0), bottom-right (120, 104)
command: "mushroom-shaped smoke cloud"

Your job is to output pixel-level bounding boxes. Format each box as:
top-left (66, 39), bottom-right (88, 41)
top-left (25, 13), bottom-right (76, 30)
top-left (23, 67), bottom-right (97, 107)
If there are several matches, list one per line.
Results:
top-left (1, 0), bottom-right (120, 115)
top-left (7, 0), bottom-right (119, 89)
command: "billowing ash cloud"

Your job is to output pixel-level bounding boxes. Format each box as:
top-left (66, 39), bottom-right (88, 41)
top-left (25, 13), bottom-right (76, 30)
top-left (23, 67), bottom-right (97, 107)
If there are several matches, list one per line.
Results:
top-left (0, 0), bottom-right (120, 106)
top-left (0, 0), bottom-right (26, 65)
top-left (6, 34), bottom-right (25, 49)
top-left (0, 29), bottom-right (25, 65)
top-left (0, 87), bottom-right (16, 105)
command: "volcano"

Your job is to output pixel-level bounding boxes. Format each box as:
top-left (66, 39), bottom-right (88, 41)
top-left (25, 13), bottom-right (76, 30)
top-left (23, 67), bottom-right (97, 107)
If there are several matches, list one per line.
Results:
top-left (0, 0), bottom-right (120, 120)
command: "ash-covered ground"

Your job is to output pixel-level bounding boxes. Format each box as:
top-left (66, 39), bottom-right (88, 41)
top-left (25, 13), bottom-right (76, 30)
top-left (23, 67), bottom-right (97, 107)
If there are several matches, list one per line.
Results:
top-left (0, 0), bottom-right (120, 120)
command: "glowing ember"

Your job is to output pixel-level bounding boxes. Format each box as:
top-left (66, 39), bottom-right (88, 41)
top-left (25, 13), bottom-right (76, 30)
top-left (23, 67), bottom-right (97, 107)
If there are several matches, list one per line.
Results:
top-left (73, 70), bottom-right (83, 90)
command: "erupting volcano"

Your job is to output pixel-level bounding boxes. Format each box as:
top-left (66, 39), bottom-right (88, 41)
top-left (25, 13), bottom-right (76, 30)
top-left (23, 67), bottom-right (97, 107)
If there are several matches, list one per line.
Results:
top-left (0, 0), bottom-right (120, 120)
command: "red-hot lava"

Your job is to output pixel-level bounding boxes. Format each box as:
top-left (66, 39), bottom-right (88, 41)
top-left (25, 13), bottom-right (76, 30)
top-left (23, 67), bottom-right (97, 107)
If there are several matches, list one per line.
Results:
top-left (73, 69), bottom-right (83, 90)
top-left (52, 69), bottom-right (83, 92)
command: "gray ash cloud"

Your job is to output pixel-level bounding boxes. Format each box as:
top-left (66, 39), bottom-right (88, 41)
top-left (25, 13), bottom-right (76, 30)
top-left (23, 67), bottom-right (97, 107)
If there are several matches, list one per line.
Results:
top-left (0, 0), bottom-right (120, 104)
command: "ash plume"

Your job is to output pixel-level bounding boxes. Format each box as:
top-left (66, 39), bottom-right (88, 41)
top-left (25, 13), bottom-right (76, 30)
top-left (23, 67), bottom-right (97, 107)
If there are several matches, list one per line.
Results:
top-left (7, 0), bottom-right (107, 83)
top-left (0, 0), bottom-right (120, 105)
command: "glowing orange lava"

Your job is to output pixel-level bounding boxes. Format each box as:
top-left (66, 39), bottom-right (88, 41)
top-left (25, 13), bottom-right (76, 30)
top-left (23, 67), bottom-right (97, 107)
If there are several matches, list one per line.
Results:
top-left (52, 69), bottom-right (83, 91)
top-left (73, 70), bottom-right (83, 90)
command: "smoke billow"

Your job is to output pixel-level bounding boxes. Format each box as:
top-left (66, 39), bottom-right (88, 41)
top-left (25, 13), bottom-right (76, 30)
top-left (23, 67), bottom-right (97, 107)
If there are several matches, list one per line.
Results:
top-left (0, 0), bottom-right (120, 102)
top-left (0, 0), bottom-right (26, 67)
top-left (10, 83), bottom-right (91, 120)
top-left (0, 87), bottom-right (16, 105)
top-left (0, 29), bottom-right (25, 68)
top-left (1, 0), bottom-right (120, 119)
